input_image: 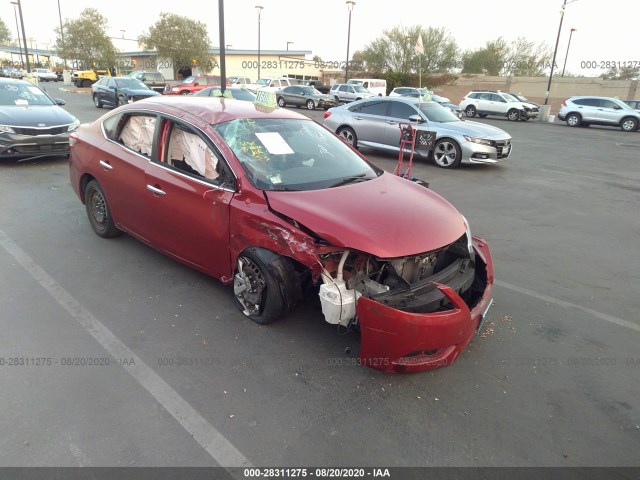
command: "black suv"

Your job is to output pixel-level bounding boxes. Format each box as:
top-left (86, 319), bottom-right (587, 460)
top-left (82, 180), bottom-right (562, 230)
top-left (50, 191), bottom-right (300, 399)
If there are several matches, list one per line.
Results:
top-left (128, 71), bottom-right (166, 93)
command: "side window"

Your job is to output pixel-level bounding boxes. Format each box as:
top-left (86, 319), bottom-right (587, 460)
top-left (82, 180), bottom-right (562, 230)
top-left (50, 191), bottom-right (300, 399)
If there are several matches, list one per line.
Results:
top-left (102, 113), bottom-right (122, 140)
top-left (106, 78), bottom-right (116, 88)
top-left (600, 100), bottom-right (618, 109)
top-left (339, 85), bottom-right (348, 92)
top-left (574, 98), bottom-right (598, 107)
top-left (492, 94), bottom-right (505, 102)
top-left (160, 120), bottom-right (228, 185)
top-left (389, 101), bottom-right (418, 119)
top-left (359, 101), bottom-right (389, 116)
top-left (117, 114), bottom-right (157, 157)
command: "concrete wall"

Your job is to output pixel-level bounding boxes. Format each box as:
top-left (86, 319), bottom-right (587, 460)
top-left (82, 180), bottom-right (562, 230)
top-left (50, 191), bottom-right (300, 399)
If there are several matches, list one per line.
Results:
top-left (432, 75), bottom-right (638, 113)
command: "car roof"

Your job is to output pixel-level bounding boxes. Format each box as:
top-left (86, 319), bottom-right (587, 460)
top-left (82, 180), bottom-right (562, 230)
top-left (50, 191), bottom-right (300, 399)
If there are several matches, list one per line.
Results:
top-left (129, 96), bottom-right (310, 125)
top-left (568, 96), bottom-right (623, 100)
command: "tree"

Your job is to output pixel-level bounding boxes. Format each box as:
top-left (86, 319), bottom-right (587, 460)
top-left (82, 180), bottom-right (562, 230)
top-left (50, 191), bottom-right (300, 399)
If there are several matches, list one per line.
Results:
top-left (462, 38), bottom-right (508, 76)
top-left (0, 18), bottom-right (10, 45)
top-left (359, 25), bottom-right (460, 75)
top-left (462, 37), bottom-right (551, 76)
top-left (139, 13), bottom-right (213, 78)
top-left (600, 66), bottom-right (640, 80)
top-left (53, 8), bottom-right (116, 71)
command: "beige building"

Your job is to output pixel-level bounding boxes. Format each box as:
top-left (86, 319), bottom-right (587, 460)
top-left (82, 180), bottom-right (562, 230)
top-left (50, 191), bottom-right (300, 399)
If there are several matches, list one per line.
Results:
top-left (120, 48), bottom-right (333, 83)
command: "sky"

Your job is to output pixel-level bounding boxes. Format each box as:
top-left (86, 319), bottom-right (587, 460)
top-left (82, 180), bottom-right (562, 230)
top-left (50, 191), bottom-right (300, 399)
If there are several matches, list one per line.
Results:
top-left (1, 0), bottom-right (635, 77)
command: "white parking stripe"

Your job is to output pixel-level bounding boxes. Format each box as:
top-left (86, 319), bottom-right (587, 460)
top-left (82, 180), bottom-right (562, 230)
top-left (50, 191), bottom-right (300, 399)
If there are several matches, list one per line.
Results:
top-left (495, 279), bottom-right (640, 333)
top-left (0, 228), bottom-right (253, 469)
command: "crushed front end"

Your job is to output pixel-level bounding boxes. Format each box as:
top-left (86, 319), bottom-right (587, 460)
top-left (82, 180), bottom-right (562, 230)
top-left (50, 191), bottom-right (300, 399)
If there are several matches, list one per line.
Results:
top-left (317, 233), bottom-right (494, 373)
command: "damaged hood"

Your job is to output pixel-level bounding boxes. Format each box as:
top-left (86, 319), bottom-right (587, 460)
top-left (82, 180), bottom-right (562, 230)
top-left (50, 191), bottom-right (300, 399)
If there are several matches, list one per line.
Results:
top-left (265, 173), bottom-right (466, 258)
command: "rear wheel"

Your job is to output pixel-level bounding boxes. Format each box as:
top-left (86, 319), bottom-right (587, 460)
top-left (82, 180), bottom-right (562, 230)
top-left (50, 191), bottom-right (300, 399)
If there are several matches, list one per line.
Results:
top-left (433, 139), bottom-right (462, 169)
top-left (81, 79), bottom-right (91, 88)
top-left (337, 126), bottom-right (357, 148)
top-left (566, 113), bottom-right (581, 127)
top-left (84, 180), bottom-right (121, 238)
top-left (507, 109), bottom-right (520, 121)
top-left (465, 105), bottom-right (477, 117)
top-left (233, 250), bottom-right (289, 325)
top-left (306, 99), bottom-right (315, 110)
top-left (179, 90), bottom-right (190, 95)
top-left (277, 96), bottom-right (286, 107)
top-left (621, 117), bottom-right (639, 132)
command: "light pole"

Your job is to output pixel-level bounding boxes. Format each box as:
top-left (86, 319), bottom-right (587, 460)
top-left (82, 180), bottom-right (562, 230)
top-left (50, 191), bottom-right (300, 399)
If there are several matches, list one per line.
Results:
top-left (561, 28), bottom-right (576, 76)
top-left (255, 5), bottom-right (263, 80)
top-left (57, 0), bottom-right (66, 68)
top-left (345, 0), bottom-right (355, 82)
top-left (545, 0), bottom-right (576, 105)
top-left (16, 0), bottom-right (30, 73)
top-left (286, 41), bottom-right (293, 51)
top-left (10, 2), bottom-right (24, 68)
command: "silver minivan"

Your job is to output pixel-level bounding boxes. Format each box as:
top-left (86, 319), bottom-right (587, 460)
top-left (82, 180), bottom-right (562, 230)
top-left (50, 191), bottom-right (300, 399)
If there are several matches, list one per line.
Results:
top-left (558, 96), bottom-right (640, 132)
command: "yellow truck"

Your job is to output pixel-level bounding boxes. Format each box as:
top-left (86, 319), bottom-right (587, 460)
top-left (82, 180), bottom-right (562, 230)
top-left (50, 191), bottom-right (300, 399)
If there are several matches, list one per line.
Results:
top-left (72, 68), bottom-right (113, 88)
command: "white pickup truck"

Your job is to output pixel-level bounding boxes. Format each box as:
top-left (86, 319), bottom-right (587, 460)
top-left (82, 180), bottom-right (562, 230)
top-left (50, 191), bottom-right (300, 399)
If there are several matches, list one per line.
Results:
top-left (248, 77), bottom-right (297, 92)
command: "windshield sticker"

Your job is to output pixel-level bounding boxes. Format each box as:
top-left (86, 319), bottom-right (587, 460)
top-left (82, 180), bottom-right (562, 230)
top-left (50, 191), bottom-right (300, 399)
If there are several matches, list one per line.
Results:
top-left (255, 132), bottom-right (294, 155)
top-left (269, 175), bottom-right (282, 184)
top-left (15, 99), bottom-right (29, 105)
top-left (27, 86), bottom-right (45, 95)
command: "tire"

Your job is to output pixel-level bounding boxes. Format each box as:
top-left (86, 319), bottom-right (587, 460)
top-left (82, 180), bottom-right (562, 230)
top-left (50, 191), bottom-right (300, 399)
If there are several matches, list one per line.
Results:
top-left (507, 109), bottom-right (520, 121)
top-left (337, 126), bottom-right (357, 148)
top-left (566, 113), bottom-right (581, 127)
top-left (93, 94), bottom-right (103, 108)
top-left (465, 105), bottom-right (477, 117)
top-left (478, 113), bottom-right (488, 118)
top-left (233, 250), bottom-right (288, 324)
top-left (179, 90), bottom-right (190, 95)
top-left (620, 117), bottom-right (639, 132)
top-left (117, 95), bottom-right (128, 107)
top-left (277, 96), bottom-right (286, 107)
top-left (81, 79), bottom-right (91, 88)
top-left (306, 99), bottom-right (315, 110)
top-left (433, 138), bottom-right (462, 169)
top-left (84, 180), bottom-right (121, 238)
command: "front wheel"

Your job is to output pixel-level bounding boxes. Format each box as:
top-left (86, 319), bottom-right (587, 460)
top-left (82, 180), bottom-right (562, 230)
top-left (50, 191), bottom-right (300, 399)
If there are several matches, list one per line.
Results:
top-left (507, 109), bottom-right (520, 121)
top-left (84, 180), bottom-right (122, 238)
top-left (433, 139), bottom-right (462, 169)
top-left (179, 90), bottom-right (190, 95)
top-left (306, 99), bottom-right (315, 110)
top-left (93, 94), bottom-right (103, 108)
top-left (465, 105), bottom-right (477, 117)
top-left (277, 96), bottom-right (286, 107)
top-left (81, 79), bottom-right (91, 88)
top-left (337, 126), bottom-right (358, 148)
top-left (621, 117), bottom-right (639, 132)
top-left (233, 250), bottom-right (288, 325)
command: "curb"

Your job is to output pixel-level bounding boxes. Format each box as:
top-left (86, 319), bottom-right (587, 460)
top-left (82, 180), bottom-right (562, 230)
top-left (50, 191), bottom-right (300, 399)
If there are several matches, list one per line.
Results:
top-left (59, 87), bottom-right (92, 94)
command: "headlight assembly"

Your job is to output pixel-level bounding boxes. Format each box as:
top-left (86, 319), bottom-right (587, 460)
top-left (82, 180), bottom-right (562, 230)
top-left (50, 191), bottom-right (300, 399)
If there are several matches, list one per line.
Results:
top-left (67, 119), bottom-right (80, 132)
top-left (463, 135), bottom-right (492, 146)
top-left (0, 125), bottom-right (16, 134)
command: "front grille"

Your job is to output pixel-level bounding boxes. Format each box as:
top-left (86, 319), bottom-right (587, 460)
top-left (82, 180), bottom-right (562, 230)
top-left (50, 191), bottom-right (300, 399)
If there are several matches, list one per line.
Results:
top-left (13, 126), bottom-right (68, 136)
top-left (12, 143), bottom-right (69, 153)
top-left (490, 139), bottom-right (511, 147)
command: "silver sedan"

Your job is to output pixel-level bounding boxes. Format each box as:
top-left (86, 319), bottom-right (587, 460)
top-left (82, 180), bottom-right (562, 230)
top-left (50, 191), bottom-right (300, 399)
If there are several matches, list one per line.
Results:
top-left (323, 97), bottom-right (512, 169)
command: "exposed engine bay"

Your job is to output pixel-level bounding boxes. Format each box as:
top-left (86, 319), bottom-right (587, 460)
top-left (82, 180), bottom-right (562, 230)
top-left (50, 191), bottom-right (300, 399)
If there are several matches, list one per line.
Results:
top-left (318, 233), bottom-right (484, 327)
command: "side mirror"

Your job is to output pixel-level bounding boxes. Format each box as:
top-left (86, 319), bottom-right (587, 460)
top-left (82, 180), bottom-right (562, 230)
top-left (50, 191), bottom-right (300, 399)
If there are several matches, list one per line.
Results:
top-left (193, 82), bottom-right (199, 86)
top-left (409, 114), bottom-right (423, 123)
top-left (613, 105), bottom-right (621, 110)
top-left (54, 98), bottom-right (66, 106)
top-left (141, 77), bottom-right (147, 82)
top-left (108, 86), bottom-right (115, 90)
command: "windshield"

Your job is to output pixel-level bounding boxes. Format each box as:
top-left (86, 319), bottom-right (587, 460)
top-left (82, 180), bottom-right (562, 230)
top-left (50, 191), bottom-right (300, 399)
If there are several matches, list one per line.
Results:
top-left (299, 86), bottom-right (320, 95)
top-left (256, 78), bottom-right (270, 86)
top-left (513, 94), bottom-right (528, 102)
top-left (502, 93), bottom-right (520, 102)
top-left (348, 80), bottom-right (364, 86)
top-left (114, 78), bottom-right (147, 89)
top-left (417, 102), bottom-right (460, 123)
top-left (214, 118), bottom-right (380, 191)
top-left (0, 82), bottom-right (55, 106)
top-left (182, 76), bottom-right (196, 84)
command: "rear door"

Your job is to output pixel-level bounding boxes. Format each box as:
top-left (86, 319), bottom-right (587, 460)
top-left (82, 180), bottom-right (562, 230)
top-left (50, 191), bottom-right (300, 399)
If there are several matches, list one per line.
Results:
top-left (349, 100), bottom-right (390, 146)
top-left (142, 117), bottom-right (235, 277)
top-left (572, 98), bottom-right (600, 121)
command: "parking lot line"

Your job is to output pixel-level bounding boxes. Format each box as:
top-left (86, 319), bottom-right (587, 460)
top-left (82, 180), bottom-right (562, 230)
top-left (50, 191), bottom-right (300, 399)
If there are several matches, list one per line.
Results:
top-left (0, 227), bottom-right (253, 469)
top-left (495, 280), bottom-right (639, 332)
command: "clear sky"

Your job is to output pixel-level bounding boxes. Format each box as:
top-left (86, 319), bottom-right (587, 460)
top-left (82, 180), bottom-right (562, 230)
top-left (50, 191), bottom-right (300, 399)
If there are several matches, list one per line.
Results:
top-left (1, 0), bottom-right (634, 76)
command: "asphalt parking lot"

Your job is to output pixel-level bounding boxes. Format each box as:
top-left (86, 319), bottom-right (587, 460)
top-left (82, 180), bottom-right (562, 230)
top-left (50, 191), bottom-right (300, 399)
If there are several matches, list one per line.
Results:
top-left (1, 85), bottom-right (639, 470)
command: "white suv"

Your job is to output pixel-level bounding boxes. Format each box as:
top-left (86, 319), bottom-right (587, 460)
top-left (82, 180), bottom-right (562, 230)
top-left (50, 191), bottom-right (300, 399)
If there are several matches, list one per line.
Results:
top-left (33, 68), bottom-right (58, 82)
top-left (460, 90), bottom-right (539, 121)
top-left (558, 96), bottom-right (640, 132)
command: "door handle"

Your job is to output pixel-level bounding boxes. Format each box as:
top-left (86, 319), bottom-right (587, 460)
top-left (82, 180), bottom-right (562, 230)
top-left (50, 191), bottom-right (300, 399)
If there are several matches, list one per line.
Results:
top-left (99, 160), bottom-right (113, 170)
top-left (146, 185), bottom-right (166, 196)
top-left (354, 116), bottom-right (363, 120)
top-left (386, 120), bottom-right (397, 124)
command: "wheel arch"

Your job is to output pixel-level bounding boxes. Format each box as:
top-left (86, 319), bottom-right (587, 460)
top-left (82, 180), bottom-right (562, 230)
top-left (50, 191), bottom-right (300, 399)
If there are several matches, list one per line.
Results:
top-left (79, 173), bottom-right (97, 204)
top-left (620, 115), bottom-right (639, 128)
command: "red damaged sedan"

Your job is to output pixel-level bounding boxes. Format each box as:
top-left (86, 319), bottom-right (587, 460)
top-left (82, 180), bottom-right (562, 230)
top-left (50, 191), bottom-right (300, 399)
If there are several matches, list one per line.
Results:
top-left (69, 96), bottom-right (494, 373)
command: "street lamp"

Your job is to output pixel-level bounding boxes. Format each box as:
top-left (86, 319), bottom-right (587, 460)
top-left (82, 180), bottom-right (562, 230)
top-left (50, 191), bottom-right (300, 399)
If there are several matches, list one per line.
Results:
top-left (545, 0), bottom-right (577, 105)
top-left (345, 0), bottom-right (355, 82)
top-left (57, 0), bottom-right (67, 68)
top-left (255, 5), bottom-right (263, 80)
top-left (10, 2), bottom-right (24, 68)
top-left (286, 41), bottom-right (293, 51)
top-left (561, 28), bottom-right (576, 76)
top-left (15, 0), bottom-right (30, 73)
